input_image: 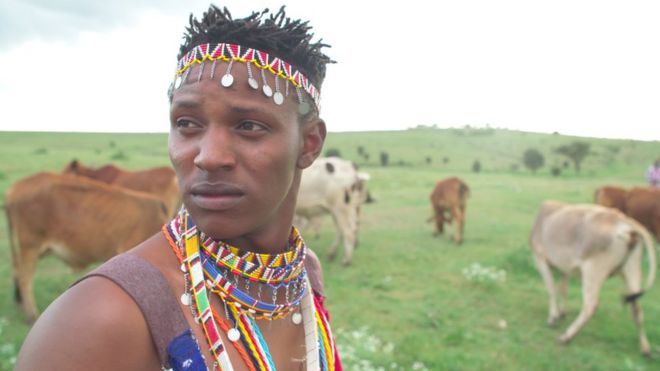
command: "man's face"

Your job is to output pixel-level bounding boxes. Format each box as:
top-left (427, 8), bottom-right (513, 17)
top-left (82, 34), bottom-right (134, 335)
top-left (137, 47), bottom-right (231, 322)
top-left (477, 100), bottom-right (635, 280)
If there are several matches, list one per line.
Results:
top-left (168, 60), bottom-right (324, 241)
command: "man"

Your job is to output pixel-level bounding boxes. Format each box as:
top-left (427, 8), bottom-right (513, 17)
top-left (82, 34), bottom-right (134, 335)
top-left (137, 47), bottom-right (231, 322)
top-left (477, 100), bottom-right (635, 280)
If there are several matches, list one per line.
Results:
top-left (16, 5), bottom-right (341, 371)
top-left (647, 160), bottom-right (660, 187)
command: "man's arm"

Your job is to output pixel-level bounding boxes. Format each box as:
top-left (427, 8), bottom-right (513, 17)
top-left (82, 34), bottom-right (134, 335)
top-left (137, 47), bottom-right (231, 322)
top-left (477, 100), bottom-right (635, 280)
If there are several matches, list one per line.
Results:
top-left (15, 277), bottom-right (159, 371)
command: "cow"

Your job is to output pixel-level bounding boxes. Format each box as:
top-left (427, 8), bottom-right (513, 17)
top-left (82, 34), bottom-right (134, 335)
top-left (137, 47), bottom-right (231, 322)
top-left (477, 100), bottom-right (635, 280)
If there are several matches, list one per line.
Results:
top-left (295, 157), bottom-right (370, 265)
top-left (428, 177), bottom-right (470, 244)
top-left (593, 185), bottom-right (627, 213)
top-left (625, 187), bottom-right (660, 241)
top-left (63, 159), bottom-right (181, 217)
top-left (529, 201), bottom-right (656, 355)
top-left (5, 172), bottom-right (170, 322)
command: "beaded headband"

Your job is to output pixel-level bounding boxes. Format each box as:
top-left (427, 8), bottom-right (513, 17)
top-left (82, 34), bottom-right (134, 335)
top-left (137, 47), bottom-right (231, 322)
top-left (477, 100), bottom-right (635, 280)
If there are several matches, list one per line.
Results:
top-left (169, 43), bottom-right (321, 114)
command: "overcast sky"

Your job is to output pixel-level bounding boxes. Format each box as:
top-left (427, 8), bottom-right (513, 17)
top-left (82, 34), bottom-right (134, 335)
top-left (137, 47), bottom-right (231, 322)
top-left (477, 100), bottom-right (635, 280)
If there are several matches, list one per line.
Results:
top-left (1, 0), bottom-right (659, 141)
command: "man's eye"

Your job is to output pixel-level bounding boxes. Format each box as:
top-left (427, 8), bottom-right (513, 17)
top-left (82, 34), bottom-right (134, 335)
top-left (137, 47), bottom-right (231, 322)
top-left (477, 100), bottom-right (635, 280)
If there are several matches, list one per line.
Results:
top-left (175, 119), bottom-right (200, 129)
top-left (237, 121), bottom-right (267, 132)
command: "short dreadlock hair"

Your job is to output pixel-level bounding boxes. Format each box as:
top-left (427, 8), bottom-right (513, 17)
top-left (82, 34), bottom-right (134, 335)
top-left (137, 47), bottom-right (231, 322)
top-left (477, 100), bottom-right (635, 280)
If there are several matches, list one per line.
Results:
top-left (178, 5), bottom-right (334, 91)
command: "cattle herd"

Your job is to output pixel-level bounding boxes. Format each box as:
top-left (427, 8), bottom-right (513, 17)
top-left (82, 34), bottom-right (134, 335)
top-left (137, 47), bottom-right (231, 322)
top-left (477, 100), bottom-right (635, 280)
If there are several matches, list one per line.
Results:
top-left (3, 158), bottom-right (660, 356)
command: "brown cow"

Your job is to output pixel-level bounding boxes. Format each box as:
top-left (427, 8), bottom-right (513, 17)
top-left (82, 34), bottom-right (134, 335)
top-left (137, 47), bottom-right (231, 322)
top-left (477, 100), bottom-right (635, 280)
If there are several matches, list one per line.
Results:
top-left (429, 177), bottom-right (470, 244)
top-left (625, 187), bottom-right (660, 240)
top-left (5, 172), bottom-right (170, 321)
top-left (63, 160), bottom-right (180, 217)
top-left (530, 201), bottom-right (656, 355)
top-left (594, 185), bottom-right (627, 213)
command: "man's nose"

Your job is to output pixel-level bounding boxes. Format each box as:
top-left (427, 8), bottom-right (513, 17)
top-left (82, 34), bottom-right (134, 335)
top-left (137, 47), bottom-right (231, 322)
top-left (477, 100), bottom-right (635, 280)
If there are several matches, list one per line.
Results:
top-left (193, 127), bottom-right (237, 171)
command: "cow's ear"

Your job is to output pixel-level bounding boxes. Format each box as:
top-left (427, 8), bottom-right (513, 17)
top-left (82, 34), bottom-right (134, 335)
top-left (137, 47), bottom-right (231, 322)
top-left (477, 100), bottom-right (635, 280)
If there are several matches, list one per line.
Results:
top-left (297, 118), bottom-right (326, 169)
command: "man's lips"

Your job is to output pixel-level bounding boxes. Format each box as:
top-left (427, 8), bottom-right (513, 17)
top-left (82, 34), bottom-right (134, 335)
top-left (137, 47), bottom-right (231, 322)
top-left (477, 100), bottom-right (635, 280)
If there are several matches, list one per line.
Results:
top-left (190, 182), bottom-right (245, 210)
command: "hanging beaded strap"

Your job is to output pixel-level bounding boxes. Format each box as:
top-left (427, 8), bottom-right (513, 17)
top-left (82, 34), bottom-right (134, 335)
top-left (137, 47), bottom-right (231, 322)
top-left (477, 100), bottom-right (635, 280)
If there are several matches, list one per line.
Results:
top-left (183, 212), bottom-right (234, 371)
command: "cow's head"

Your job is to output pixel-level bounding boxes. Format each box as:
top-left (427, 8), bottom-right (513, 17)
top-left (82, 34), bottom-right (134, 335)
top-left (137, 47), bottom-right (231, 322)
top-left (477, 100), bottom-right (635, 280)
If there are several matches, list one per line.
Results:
top-left (63, 159), bottom-right (80, 174)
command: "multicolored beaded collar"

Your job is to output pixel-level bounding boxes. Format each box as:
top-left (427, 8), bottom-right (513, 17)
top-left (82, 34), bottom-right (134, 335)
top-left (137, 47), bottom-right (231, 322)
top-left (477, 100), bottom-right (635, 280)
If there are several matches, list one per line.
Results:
top-left (169, 43), bottom-right (320, 115)
top-left (164, 208), bottom-right (336, 370)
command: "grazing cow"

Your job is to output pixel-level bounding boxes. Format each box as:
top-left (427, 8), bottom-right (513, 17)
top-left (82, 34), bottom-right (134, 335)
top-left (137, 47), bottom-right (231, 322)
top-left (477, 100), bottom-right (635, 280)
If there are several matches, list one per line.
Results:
top-left (625, 187), bottom-right (660, 241)
top-left (5, 172), bottom-right (170, 321)
top-left (530, 201), bottom-right (656, 355)
top-left (593, 185), bottom-right (627, 213)
top-left (295, 157), bottom-right (370, 265)
top-left (63, 160), bottom-right (180, 217)
top-left (429, 177), bottom-right (470, 244)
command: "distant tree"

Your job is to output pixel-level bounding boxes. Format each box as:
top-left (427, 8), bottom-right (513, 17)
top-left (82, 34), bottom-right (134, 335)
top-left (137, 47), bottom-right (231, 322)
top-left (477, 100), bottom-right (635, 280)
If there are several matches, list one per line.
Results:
top-left (522, 148), bottom-right (545, 173)
top-left (357, 145), bottom-right (365, 156)
top-left (380, 151), bottom-right (389, 166)
top-left (325, 148), bottom-right (341, 158)
top-left (472, 160), bottom-right (481, 173)
top-left (425, 156), bottom-right (432, 164)
top-left (555, 141), bottom-right (591, 173)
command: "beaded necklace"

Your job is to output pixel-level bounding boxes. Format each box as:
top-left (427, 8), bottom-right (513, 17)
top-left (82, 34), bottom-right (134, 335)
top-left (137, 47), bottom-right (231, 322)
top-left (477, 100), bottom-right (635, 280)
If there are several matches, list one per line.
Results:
top-left (165, 208), bottom-right (336, 370)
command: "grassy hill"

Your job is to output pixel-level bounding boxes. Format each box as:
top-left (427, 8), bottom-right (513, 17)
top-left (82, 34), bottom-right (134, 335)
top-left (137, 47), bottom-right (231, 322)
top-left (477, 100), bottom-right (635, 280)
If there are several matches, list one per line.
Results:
top-left (0, 128), bottom-right (658, 370)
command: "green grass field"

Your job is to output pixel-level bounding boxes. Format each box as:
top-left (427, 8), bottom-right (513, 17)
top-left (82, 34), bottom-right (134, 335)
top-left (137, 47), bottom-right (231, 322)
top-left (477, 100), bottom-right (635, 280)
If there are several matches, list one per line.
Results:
top-left (0, 128), bottom-right (659, 370)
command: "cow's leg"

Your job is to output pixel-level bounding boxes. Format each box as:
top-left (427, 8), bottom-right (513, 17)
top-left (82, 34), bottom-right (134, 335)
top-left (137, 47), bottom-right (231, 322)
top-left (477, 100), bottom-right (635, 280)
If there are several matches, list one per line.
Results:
top-left (452, 205), bottom-right (465, 244)
top-left (620, 246), bottom-right (651, 356)
top-left (559, 274), bottom-right (569, 319)
top-left (16, 246), bottom-right (41, 322)
top-left (628, 300), bottom-right (651, 356)
top-left (329, 208), bottom-right (357, 266)
top-left (309, 216), bottom-right (323, 240)
top-left (326, 215), bottom-right (341, 262)
top-left (533, 253), bottom-right (560, 325)
top-left (433, 205), bottom-right (445, 236)
top-left (558, 262), bottom-right (607, 344)
top-left (339, 215), bottom-right (357, 266)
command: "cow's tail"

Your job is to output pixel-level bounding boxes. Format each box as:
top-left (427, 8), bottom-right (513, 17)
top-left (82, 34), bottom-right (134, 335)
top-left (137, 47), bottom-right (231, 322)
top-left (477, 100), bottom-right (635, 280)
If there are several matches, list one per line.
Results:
top-left (638, 223), bottom-right (656, 292)
top-left (4, 202), bottom-right (22, 303)
top-left (625, 221), bottom-right (656, 301)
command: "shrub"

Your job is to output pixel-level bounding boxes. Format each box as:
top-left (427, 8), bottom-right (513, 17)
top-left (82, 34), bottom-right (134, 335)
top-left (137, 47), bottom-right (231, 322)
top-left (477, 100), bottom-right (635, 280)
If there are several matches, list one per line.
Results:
top-left (357, 146), bottom-right (365, 156)
top-left (380, 151), bottom-right (389, 166)
top-left (551, 166), bottom-right (561, 177)
top-left (555, 141), bottom-right (591, 173)
top-left (325, 148), bottom-right (341, 158)
top-left (110, 151), bottom-right (128, 160)
top-left (443, 156), bottom-right (450, 164)
top-left (425, 156), bottom-right (432, 164)
top-left (472, 160), bottom-right (481, 173)
top-left (522, 148), bottom-right (544, 173)
top-left (33, 147), bottom-right (47, 155)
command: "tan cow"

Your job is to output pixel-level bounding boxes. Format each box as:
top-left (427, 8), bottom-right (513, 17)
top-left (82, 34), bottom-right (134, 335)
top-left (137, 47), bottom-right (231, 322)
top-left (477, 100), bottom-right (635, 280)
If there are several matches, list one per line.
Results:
top-left (625, 187), bottom-right (660, 241)
top-left (295, 157), bottom-right (369, 265)
top-left (5, 172), bottom-right (170, 321)
top-left (429, 177), bottom-right (470, 244)
top-left (63, 160), bottom-right (181, 217)
top-left (593, 185), bottom-right (627, 213)
top-left (530, 201), bottom-right (656, 355)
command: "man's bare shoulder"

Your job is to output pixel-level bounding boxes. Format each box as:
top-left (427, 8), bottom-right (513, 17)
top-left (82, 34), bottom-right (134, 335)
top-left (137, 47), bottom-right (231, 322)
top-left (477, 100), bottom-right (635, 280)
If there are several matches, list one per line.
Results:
top-left (15, 261), bottom-right (160, 370)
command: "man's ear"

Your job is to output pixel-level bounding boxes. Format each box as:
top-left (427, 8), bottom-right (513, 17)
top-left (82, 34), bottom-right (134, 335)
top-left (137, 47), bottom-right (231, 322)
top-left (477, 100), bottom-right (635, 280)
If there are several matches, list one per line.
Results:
top-left (297, 118), bottom-right (326, 169)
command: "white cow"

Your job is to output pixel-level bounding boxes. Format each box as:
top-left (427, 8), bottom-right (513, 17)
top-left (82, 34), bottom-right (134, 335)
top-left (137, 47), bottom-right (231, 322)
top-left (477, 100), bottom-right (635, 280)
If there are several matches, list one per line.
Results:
top-left (296, 157), bottom-right (370, 265)
top-left (530, 201), bottom-right (656, 355)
